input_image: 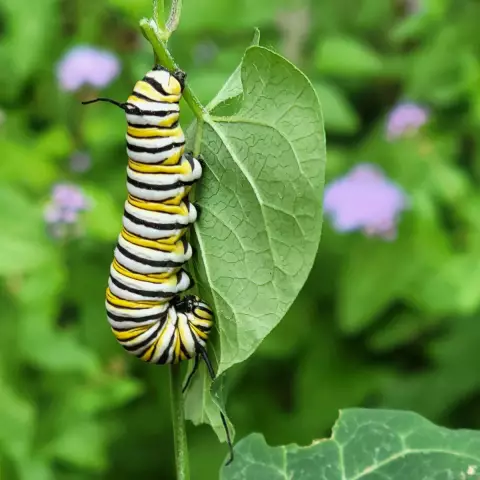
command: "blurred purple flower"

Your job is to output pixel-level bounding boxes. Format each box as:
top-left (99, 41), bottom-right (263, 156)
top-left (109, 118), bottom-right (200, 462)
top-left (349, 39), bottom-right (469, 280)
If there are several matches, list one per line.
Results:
top-left (192, 40), bottom-right (219, 66)
top-left (324, 164), bottom-right (409, 240)
top-left (404, 0), bottom-right (422, 14)
top-left (70, 151), bottom-right (91, 173)
top-left (44, 183), bottom-right (91, 238)
top-left (57, 46), bottom-right (120, 92)
top-left (386, 102), bottom-right (429, 141)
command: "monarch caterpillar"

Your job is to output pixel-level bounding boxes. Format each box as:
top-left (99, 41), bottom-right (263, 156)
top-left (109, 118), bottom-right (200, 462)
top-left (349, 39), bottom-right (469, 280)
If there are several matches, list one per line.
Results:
top-left (83, 65), bottom-right (233, 464)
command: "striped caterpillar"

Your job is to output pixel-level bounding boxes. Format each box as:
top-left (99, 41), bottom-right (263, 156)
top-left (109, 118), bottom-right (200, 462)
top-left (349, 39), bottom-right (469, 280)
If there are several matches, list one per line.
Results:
top-left (83, 65), bottom-right (233, 464)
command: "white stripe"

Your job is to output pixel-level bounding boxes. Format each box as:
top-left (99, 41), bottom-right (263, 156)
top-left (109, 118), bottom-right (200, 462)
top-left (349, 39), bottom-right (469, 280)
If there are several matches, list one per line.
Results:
top-left (127, 146), bottom-right (184, 164)
top-left (124, 200), bottom-right (197, 226)
top-left (126, 133), bottom-right (185, 149)
top-left (177, 313), bottom-right (196, 357)
top-left (126, 112), bottom-right (179, 126)
top-left (126, 183), bottom-right (186, 202)
top-left (126, 99), bottom-right (179, 112)
top-left (117, 234), bottom-right (192, 263)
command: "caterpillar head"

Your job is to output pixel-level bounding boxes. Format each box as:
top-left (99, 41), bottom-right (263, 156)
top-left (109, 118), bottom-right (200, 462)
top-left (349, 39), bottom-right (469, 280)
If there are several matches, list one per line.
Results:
top-left (174, 295), bottom-right (213, 320)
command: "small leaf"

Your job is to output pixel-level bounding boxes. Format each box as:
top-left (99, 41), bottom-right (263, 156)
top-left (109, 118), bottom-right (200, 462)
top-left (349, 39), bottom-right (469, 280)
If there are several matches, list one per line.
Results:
top-left (220, 409), bottom-right (480, 479)
top-left (0, 187), bottom-right (54, 275)
top-left (315, 36), bottom-right (383, 77)
top-left (207, 29), bottom-right (261, 112)
top-left (314, 81), bottom-right (360, 134)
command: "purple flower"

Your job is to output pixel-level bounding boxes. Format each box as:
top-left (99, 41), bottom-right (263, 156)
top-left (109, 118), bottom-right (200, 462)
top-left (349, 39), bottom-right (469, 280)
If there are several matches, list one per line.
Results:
top-left (404, 0), bottom-right (422, 14)
top-left (324, 164), bottom-right (408, 240)
top-left (56, 46), bottom-right (120, 92)
top-left (386, 102), bottom-right (429, 141)
top-left (70, 151), bottom-right (91, 173)
top-left (44, 183), bottom-right (91, 238)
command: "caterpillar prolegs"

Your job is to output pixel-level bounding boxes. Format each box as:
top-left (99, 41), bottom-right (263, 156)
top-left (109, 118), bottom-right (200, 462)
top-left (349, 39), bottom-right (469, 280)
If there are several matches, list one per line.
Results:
top-left (83, 65), bottom-right (233, 464)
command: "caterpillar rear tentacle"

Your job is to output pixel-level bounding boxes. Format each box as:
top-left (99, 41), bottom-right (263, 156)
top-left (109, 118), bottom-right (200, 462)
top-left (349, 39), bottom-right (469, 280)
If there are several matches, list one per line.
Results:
top-left (83, 64), bottom-right (234, 464)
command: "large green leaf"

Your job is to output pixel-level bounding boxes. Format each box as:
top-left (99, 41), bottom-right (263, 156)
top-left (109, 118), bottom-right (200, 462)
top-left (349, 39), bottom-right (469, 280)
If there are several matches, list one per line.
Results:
top-left (195, 45), bottom-right (325, 372)
top-left (220, 409), bottom-right (480, 479)
top-left (185, 46), bottom-right (325, 439)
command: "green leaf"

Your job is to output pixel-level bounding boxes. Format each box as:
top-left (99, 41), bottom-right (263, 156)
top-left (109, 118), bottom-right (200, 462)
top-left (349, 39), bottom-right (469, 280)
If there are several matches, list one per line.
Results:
top-left (0, 187), bottom-right (54, 276)
top-left (184, 362), bottom-right (235, 443)
top-left (337, 235), bottom-right (418, 333)
top-left (186, 45), bottom-right (325, 439)
top-left (315, 36), bottom-right (383, 77)
top-left (207, 29), bottom-right (261, 112)
top-left (409, 254), bottom-right (480, 315)
top-left (46, 421), bottom-right (109, 471)
top-left (314, 82), bottom-right (360, 134)
top-left (220, 409), bottom-right (480, 479)
top-left (195, 45), bottom-right (325, 372)
top-left (0, 378), bottom-right (35, 462)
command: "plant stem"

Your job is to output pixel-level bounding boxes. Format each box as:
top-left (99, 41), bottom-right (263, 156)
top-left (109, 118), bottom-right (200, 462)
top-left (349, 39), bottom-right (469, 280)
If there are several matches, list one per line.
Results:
top-left (140, 19), bottom-right (205, 121)
top-left (170, 364), bottom-right (190, 480)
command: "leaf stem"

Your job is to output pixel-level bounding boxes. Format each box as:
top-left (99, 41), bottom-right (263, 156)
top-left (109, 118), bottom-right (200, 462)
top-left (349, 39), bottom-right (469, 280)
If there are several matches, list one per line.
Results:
top-left (140, 19), bottom-right (205, 121)
top-left (170, 364), bottom-right (190, 480)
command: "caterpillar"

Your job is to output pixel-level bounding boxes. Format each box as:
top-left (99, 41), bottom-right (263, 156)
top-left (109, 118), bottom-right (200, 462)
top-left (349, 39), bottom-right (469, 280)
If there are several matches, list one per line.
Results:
top-left (83, 65), bottom-right (233, 464)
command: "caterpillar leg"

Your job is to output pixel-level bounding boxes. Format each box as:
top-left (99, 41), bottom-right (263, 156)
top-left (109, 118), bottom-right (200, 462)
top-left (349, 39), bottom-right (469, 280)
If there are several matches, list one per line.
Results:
top-left (198, 344), bottom-right (234, 466)
top-left (182, 354), bottom-right (200, 393)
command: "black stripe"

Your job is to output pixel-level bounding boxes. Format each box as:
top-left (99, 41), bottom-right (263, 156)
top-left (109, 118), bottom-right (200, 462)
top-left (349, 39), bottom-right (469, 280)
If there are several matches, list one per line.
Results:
top-left (127, 141), bottom-right (185, 154)
top-left (142, 75), bottom-right (170, 96)
top-left (127, 196), bottom-right (190, 214)
top-left (121, 322), bottom-right (162, 353)
top-left (131, 91), bottom-right (161, 103)
top-left (195, 305), bottom-right (213, 316)
top-left (115, 243), bottom-right (184, 268)
top-left (127, 175), bottom-right (186, 192)
top-left (192, 323), bottom-right (212, 333)
top-left (128, 120), bottom-right (179, 130)
top-left (156, 331), bottom-right (176, 364)
top-left (110, 274), bottom-right (188, 299)
top-left (107, 309), bottom-right (167, 325)
top-left (126, 109), bottom-right (179, 118)
top-left (123, 209), bottom-right (191, 231)
top-left (180, 339), bottom-right (192, 359)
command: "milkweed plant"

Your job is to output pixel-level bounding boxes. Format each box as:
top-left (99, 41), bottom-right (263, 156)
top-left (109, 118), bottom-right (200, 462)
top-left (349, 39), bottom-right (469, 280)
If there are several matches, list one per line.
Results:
top-left (52, 0), bottom-right (480, 479)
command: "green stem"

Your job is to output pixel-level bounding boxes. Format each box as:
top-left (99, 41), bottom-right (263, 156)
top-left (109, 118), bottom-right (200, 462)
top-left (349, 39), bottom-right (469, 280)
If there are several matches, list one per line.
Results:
top-left (169, 364), bottom-right (190, 480)
top-left (140, 19), bottom-right (205, 121)
top-left (153, 0), bottom-right (165, 30)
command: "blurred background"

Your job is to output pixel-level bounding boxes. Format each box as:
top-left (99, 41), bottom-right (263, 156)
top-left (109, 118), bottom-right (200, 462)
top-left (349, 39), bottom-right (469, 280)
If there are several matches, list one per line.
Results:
top-left (1, 0), bottom-right (480, 478)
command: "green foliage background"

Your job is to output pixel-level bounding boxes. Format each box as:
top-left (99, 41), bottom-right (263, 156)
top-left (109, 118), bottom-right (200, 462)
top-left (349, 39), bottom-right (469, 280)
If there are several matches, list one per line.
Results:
top-left (1, 0), bottom-right (480, 478)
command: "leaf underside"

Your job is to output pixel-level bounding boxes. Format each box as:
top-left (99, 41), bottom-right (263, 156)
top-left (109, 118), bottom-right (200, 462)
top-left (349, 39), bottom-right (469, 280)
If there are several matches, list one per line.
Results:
top-left (185, 45), bottom-right (326, 441)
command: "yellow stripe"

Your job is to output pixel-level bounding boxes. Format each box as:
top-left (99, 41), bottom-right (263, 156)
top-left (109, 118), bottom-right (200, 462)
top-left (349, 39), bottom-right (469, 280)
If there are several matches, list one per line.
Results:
top-left (191, 324), bottom-right (208, 340)
top-left (106, 288), bottom-right (159, 308)
top-left (127, 125), bottom-right (183, 138)
top-left (128, 158), bottom-right (191, 174)
top-left (127, 195), bottom-right (189, 214)
top-left (167, 76), bottom-right (182, 96)
top-left (140, 341), bottom-right (157, 361)
top-left (133, 81), bottom-right (181, 103)
top-left (194, 308), bottom-right (213, 320)
top-left (113, 324), bottom-right (150, 341)
top-left (128, 149), bottom-right (185, 167)
top-left (121, 229), bottom-right (185, 251)
top-left (113, 259), bottom-right (176, 282)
